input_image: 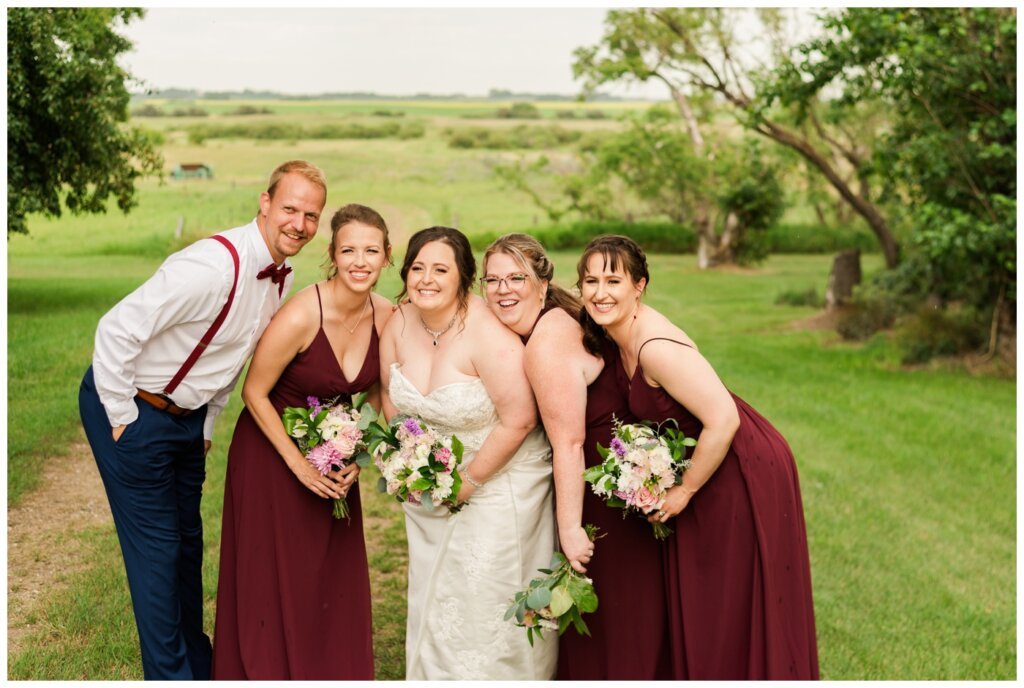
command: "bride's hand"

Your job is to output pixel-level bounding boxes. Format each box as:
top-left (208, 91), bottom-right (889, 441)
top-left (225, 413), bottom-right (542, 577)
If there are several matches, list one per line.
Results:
top-left (286, 458), bottom-right (345, 500)
top-left (456, 481), bottom-right (476, 504)
top-left (559, 525), bottom-right (595, 574)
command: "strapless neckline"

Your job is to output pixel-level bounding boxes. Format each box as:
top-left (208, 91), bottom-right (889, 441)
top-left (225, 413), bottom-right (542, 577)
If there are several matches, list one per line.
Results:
top-left (389, 362), bottom-right (485, 399)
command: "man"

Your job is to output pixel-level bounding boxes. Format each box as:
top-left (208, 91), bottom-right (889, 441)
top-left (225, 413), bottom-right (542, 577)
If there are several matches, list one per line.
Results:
top-left (78, 160), bottom-right (327, 680)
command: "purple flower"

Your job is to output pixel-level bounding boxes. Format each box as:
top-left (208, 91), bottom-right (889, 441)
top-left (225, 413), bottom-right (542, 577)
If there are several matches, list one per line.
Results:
top-left (610, 437), bottom-right (628, 457)
top-left (402, 417), bottom-right (424, 437)
top-left (307, 396), bottom-right (323, 415)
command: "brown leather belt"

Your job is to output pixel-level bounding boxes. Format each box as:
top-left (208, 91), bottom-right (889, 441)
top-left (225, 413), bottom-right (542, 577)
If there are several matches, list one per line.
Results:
top-left (136, 389), bottom-right (194, 417)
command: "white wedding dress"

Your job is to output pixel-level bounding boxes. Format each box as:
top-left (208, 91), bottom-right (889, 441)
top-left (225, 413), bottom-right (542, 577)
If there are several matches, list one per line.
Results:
top-left (389, 363), bottom-right (558, 680)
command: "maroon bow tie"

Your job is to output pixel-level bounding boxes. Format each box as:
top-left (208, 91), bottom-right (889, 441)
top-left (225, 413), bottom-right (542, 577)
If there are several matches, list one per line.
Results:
top-left (257, 263), bottom-right (292, 297)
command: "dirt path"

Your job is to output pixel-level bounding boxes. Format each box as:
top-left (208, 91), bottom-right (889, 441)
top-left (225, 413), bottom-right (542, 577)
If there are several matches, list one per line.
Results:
top-left (7, 438), bottom-right (112, 656)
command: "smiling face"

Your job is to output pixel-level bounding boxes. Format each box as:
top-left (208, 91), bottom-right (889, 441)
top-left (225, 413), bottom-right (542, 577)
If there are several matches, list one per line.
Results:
top-left (580, 251), bottom-right (646, 328)
top-left (482, 251), bottom-right (546, 336)
top-left (406, 240), bottom-right (461, 315)
top-left (330, 221), bottom-right (389, 293)
top-left (257, 172), bottom-right (327, 264)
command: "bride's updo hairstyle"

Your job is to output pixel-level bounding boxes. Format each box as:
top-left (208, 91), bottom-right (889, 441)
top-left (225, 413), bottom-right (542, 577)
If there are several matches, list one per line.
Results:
top-left (576, 235), bottom-right (651, 356)
top-left (397, 226), bottom-right (477, 316)
top-left (483, 233), bottom-right (581, 319)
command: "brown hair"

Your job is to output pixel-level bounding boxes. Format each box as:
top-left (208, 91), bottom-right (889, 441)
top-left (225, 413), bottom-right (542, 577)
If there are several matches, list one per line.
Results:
top-left (266, 160), bottom-right (327, 199)
top-left (323, 204), bottom-right (393, 280)
top-left (575, 235), bottom-right (651, 356)
top-left (397, 226), bottom-right (477, 317)
top-left (483, 233), bottom-right (581, 318)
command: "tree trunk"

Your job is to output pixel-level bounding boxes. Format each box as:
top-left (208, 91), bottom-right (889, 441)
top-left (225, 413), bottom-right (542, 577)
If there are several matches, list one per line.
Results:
top-left (826, 249), bottom-right (862, 310)
top-left (757, 120), bottom-right (900, 268)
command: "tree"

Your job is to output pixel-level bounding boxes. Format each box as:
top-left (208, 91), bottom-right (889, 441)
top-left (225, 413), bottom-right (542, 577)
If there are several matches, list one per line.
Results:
top-left (573, 8), bottom-right (903, 268)
top-left (771, 8), bottom-right (1016, 350)
top-left (8, 8), bottom-right (162, 235)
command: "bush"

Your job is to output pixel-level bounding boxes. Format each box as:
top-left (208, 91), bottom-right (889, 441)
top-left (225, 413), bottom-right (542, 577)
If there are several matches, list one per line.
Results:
top-left (584, 109), bottom-right (607, 120)
top-left (371, 109), bottom-right (405, 117)
top-left (555, 110), bottom-right (577, 119)
top-left (225, 105), bottom-right (273, 116)
top-left (469, 219), bottom-right (696, 253)
top-left (765, 222), bottom-right (879, 254)
top-left (446, 125), bottom-right (581, 150)
top-left (131, 104), bottom-right (164, 117)
top-left (775, 287), bottom-right (824, 308)
top-left (170, 106), bottom-right (208, 117)
top-left (496, 102), bottom-right (541, 119)
top-left (835, 292), bottom-right (900, 341)
top-left (894, 304), bottom-right (987, 364)
top-left (185, 120), bottom-right (425, 143)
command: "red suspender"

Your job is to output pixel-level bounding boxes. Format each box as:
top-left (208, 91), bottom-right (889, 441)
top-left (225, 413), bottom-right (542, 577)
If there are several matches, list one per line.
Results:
top-left (164, 235), bottom-right (240, 395)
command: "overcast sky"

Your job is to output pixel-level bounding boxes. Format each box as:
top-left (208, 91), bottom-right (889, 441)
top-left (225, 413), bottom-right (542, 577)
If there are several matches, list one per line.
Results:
top-left (118, 8), bottom-right (669, 98)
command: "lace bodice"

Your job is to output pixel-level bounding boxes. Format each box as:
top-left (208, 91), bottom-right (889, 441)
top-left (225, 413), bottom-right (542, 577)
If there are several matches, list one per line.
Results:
top-left (388, 363), bottom-right (500, 452)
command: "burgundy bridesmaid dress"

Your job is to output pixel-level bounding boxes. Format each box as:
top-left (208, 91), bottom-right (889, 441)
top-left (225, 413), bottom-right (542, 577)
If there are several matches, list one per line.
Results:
top-left (526, 311), bottom-right (671, 680)
top-left (212, 286), bottom-right (375, 679)
top-left (627, 337), bottom-right (819, 680)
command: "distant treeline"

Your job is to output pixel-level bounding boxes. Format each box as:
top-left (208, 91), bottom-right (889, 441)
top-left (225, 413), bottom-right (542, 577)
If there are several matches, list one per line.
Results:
top-left (130, 87), bottom-right (642, 102)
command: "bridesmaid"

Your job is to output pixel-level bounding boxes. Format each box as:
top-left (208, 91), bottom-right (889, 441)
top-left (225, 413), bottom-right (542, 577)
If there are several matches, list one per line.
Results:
top-left (481, 233), bottom-right (671, 679)
top-left (212, 204), bottom-right (393, 679)
top-left (576, 234), bottom-right (819, 680)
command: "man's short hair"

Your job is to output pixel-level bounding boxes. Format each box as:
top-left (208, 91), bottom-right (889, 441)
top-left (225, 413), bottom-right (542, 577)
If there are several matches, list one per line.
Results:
top-left (266, 160), bottom-right (327, 198)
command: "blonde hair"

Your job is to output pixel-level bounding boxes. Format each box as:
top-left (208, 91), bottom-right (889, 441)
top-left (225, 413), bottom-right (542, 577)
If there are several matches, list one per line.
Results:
top-left (266, 160), bottom-right (327, 198)
top-left (483, 233), bottom-right (580, 317)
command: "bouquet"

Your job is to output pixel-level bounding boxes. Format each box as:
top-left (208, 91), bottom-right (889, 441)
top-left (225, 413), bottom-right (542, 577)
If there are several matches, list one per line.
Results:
top-left (505, 524), bottom-right (602, 646)
top-left (281, 392), bottom-right (375, 520)
top-left (365, 415), bottom-right (465, 513)
top-left (583, 418), bottom-right (696, 539)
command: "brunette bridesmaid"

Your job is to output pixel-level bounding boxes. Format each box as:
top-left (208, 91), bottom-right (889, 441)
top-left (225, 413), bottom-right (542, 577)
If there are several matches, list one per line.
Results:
top-left (576, 234), bottom-right (819, 680)
top-left (212, 205), bottom-right (393, 679)
top-left (482, 234), bottom-right (671, 679)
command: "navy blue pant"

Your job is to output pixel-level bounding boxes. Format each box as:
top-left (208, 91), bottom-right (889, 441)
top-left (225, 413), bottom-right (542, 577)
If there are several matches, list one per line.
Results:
top-left (79, 366), bottom-right (212, 680)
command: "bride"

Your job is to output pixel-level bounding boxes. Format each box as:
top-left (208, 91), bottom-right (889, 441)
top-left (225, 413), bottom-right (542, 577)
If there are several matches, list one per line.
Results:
top-left (379, 226), bottom-right (557, 680)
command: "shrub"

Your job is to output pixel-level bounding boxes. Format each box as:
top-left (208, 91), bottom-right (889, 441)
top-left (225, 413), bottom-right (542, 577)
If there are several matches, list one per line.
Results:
top-left (225, 105), bottom-right (273, 116)
top-left (555, 110), bottom-right (577, 119)
top-left (894, 304), bottom-right (987, 364)
top-left (584, 109), bottom-right (607, 120)
top-left (131, 104), bottom-right (164, 117)
top-left (372, 109), bottom-right (405, 117)
top-left (170, 106), bottom-right (208, 117)
top-left (469, 219), bottom-right (696, 253)
top-left (835, 292), bottom-right (900, 341)
top-left (185, 120), bottom-right (425, 143)
top-left (775, 287), bottom-right (824, 308)
top-left (765, 222), bottom-right (879, 254)
top-left (446, 125), bottom-right (581, 150)
top-left (496, 102), bottom-right (541, 119)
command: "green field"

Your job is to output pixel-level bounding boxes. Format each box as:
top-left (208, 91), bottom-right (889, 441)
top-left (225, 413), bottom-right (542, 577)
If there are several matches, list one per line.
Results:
top-left (6, 100), bottom-right (1016, 679)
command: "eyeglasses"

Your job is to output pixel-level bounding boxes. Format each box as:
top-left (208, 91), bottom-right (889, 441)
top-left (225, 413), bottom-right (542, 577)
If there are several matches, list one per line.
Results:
top-left (480, 273), bottom-right (529, 291)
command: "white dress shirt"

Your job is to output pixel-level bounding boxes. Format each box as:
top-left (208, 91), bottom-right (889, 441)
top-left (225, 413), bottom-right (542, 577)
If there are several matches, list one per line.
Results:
top-left (92, 219), bottom-right (294, 440)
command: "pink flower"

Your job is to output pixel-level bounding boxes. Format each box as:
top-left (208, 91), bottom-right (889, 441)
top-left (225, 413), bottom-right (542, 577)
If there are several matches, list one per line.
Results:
top-left (307, 443), bottom-right (343, 475)
top-left (633, 486), bottom-right (663, 514)
top-left (434, 446), bottom-right (452, 468)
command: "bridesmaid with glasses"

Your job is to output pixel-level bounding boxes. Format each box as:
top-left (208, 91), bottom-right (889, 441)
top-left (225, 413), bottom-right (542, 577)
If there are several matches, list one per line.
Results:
top-left (481, 233), bottom-right (671, 680)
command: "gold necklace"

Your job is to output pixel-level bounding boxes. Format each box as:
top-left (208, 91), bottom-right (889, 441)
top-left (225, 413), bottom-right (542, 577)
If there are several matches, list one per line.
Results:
top-left (341, 297), bottom-right (371, 334)
top-left (420, 311), bottom-right (458, 346)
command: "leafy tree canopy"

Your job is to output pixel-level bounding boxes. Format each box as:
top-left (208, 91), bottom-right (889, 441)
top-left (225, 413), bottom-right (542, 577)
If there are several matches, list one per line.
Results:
top-left (8, 7), bottom-right (162, 235)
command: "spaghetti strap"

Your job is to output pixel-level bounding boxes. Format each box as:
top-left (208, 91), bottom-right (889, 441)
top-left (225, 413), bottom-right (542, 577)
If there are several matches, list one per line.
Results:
top-left (637, 337), bottom-right (694, 363)
top-left (314, 283), bottom-right (324, 328)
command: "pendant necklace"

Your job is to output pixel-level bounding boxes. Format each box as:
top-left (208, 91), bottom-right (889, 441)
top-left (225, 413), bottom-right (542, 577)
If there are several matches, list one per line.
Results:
top-left (342, 298), bottom-right (371, 334)
top-left (420, 311), bottom-right (458, 346)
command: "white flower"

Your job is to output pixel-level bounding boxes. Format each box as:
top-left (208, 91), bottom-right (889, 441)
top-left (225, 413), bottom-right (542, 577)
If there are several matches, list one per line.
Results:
top-left (289, 420), bottom-right (308, 439)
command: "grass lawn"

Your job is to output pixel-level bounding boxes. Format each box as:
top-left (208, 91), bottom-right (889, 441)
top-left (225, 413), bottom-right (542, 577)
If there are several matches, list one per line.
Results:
top-left (6, 106), bottom-right (1016, 679)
